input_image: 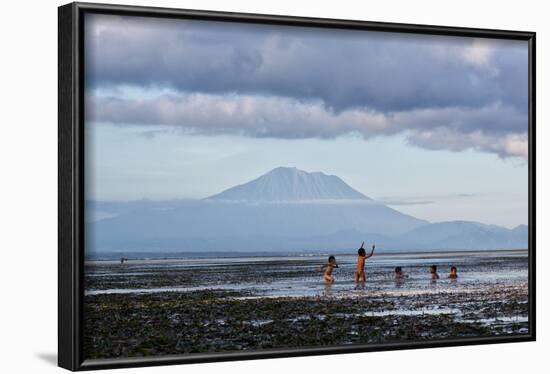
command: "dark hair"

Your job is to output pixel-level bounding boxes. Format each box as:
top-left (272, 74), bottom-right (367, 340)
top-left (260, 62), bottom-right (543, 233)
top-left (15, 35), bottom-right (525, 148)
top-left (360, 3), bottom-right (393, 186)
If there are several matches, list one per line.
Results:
top-left (450, 266), bottom-right (457, 272)
top-left (430, 265), bottom-right (437, 272)
top-left (328, 255), bottom-right (336, 262)
top-left (358, 247), bottom-right (366, 256)
top-left (395, 266), bottom-right (402, 273)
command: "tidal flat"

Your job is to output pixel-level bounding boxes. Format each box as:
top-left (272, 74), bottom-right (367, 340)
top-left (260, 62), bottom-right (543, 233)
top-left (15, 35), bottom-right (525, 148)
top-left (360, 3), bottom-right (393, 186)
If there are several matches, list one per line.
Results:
top-left (83, 251), bottom-right (529, 359)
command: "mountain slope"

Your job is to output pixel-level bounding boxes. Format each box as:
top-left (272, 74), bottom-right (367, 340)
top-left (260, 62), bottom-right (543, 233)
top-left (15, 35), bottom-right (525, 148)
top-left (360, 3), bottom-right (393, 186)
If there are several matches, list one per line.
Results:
top-left (208, 167), bottom-right (369, 201)
top-left (87, 167), bottom-right (427, 253)
top-left (88, 199), bottom-right (427, 252)
top-left (86, 167), bottom-right (527, 254)
top-left (398, 221), bottom-right (528, 250)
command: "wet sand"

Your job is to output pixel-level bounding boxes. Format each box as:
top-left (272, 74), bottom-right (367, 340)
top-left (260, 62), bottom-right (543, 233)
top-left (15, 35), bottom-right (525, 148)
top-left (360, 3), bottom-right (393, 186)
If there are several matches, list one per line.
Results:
top-left (83, 250), bottom-right (529, 359)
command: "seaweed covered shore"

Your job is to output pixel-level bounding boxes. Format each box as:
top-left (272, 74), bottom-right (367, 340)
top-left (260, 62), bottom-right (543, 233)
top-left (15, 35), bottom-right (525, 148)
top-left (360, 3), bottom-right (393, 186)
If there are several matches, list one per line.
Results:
top-left (83, 282), bottom-right (528, 359)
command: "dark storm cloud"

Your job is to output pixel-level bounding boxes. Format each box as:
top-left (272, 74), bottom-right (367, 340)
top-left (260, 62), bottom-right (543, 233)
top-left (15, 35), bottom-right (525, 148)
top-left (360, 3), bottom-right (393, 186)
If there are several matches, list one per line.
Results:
top-left (85, 14), bottom-right (529, 158)
top-left (86, 14), bottom-right (528, 114)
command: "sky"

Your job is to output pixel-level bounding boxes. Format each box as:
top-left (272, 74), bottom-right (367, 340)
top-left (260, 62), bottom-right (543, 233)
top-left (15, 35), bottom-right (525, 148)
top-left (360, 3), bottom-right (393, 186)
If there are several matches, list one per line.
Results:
top-left (84, 14), bottom-right (529, 228)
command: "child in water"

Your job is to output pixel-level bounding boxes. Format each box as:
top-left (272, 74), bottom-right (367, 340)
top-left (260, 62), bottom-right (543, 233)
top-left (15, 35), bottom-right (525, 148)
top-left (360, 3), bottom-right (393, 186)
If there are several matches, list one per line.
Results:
top-left (394, 266), bottom-right (408, 280)
top-left (320, 255), bottom-right (339, 284)
top-left (448, 266), bottom-right (458, 279)
top-left (355, 242), bottom-right (375, 289)
top-left (430, 265), bottom-right (440, 280)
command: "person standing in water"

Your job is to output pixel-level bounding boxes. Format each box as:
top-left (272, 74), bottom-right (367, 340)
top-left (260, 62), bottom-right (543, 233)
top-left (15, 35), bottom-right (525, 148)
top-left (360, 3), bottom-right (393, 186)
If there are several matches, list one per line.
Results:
top-left (320, 255), bottom-right (339, 284)
top-left (355, 242), bottom-right (375, 289)
top-left (448, 266), bottom-right (458, 279)
top-left (430, 265), bottom-right (440, 280)
top-left (394, 266), bottom-right (408, 280)
top-left (394, 266), bottom-right (408, 287)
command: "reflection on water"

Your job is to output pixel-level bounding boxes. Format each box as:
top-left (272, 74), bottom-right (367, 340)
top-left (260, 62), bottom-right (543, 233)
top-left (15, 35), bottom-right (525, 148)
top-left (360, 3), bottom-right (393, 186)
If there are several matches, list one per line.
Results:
top-left (85, 250), bottom-right (528, 299)
top-left (323, 282), bottom-right (333, 298)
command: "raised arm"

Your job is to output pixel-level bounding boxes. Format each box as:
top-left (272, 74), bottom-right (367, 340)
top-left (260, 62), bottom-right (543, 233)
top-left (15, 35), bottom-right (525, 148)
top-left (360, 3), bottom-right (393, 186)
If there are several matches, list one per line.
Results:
top-left (366, 244), bottom-right (376, 258)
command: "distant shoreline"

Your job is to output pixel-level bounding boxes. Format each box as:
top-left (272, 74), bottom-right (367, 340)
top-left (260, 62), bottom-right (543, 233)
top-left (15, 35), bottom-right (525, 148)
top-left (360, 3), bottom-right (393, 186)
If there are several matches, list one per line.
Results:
top-left (85, 248), bottom-right (528, 263)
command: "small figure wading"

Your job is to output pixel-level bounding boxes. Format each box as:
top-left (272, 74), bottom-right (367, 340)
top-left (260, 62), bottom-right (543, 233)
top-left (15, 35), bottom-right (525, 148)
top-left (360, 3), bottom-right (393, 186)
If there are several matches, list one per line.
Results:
top-left (355, 242), bottom-right (375, 289)
top-left (320, 255), bottom-right (339, 284)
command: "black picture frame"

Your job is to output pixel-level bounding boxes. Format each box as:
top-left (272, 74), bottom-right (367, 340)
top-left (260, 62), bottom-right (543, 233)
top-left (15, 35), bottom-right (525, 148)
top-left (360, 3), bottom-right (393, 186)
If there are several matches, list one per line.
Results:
top-left (58, 2), bottom-right (536, 371)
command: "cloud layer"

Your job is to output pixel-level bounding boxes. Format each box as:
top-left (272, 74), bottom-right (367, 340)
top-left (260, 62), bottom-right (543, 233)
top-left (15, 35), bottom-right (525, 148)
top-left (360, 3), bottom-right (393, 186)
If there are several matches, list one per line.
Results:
top-left (85, 14), bottom-right (529, 159)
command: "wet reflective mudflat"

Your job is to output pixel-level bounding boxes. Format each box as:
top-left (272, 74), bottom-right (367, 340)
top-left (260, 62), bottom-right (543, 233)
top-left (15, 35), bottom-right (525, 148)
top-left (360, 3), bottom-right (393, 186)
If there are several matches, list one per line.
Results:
top-left (83, 250), bottom-right (529, 359)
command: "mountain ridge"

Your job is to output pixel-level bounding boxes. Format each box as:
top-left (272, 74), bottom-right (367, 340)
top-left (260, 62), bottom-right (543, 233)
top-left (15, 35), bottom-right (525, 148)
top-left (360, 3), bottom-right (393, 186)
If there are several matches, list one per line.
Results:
top-left (86, 167), bottom-right (528, 253)
top-left (207, 167), bottom-right (370, 201)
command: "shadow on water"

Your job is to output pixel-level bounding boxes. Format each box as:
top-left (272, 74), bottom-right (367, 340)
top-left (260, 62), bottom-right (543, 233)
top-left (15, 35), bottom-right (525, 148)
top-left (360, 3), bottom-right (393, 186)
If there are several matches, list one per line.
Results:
top-left (36, 352), bottom-right (57, 366)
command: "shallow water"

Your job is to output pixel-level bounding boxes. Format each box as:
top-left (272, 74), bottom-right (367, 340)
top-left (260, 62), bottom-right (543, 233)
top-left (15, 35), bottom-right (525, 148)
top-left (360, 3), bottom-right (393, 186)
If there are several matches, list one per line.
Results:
top-left (83, 250), bottom-right (529, 358)
top-left (85, 250), bottom-right (528, 298)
